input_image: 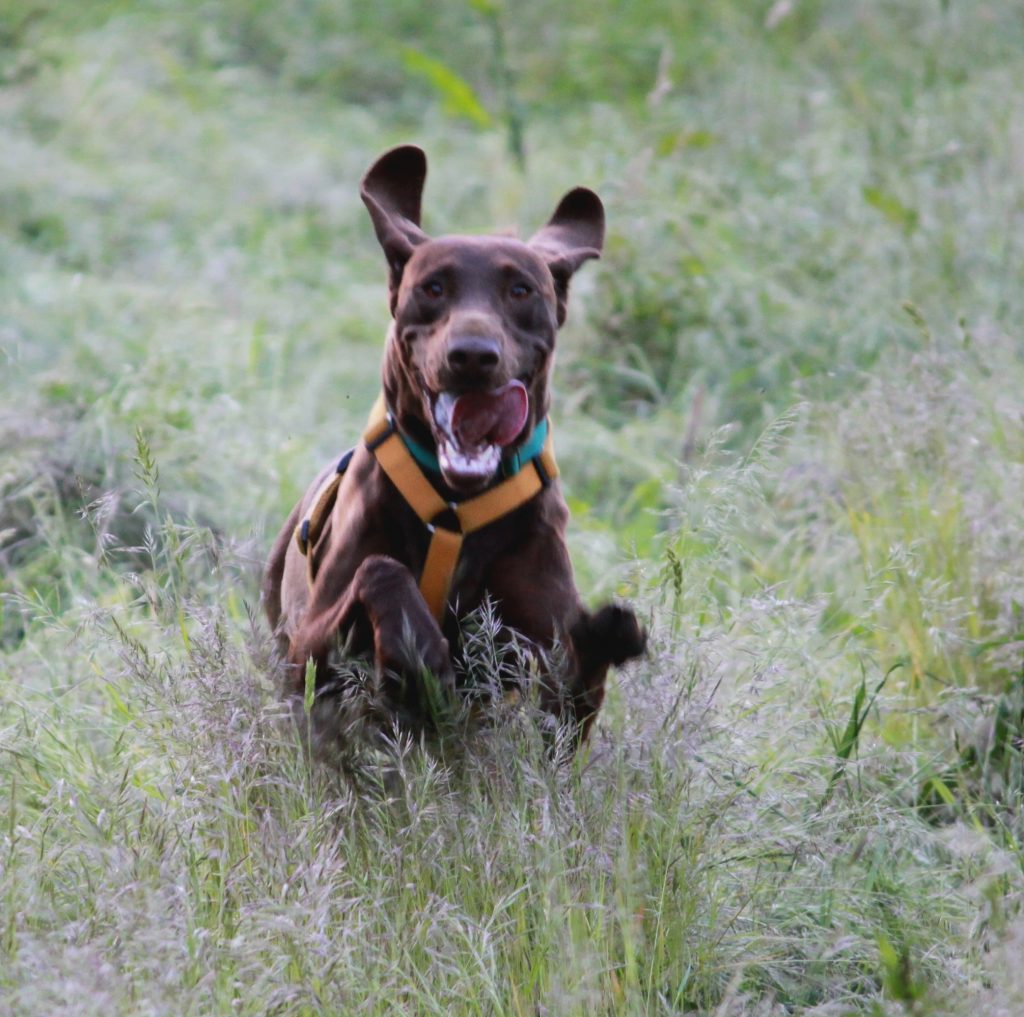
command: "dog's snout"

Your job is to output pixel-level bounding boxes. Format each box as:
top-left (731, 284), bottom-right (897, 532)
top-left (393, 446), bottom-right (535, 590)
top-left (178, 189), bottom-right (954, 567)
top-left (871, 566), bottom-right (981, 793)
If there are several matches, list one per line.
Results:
top-left (446, 335), bottom-right (501, 378)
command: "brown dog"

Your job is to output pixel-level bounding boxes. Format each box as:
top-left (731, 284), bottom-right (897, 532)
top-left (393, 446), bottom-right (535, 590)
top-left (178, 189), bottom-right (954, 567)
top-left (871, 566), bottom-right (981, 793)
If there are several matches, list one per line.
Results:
top-left (263, 145), bottom-right (645, 743)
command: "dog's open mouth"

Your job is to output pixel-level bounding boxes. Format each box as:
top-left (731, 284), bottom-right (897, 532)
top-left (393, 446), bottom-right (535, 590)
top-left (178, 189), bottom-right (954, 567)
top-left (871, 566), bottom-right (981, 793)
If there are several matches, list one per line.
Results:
top-left (432, 380), bottom-right (529, 489)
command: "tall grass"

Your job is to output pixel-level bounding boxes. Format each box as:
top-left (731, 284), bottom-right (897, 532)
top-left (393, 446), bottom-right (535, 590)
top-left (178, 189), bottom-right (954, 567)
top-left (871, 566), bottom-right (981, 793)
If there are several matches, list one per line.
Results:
top-left (3, 1), bottom-right (1024, 1012)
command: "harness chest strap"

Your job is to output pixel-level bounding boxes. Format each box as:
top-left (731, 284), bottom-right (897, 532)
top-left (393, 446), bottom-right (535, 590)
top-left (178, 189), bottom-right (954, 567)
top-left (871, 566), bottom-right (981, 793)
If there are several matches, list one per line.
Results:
top-left (296, 395), bottom-right (558, 620)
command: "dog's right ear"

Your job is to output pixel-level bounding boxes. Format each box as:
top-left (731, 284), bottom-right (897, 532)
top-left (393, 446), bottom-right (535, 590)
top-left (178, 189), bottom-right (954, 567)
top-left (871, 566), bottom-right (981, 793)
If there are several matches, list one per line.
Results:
top-left (360, 145), bottom-right (429, 313)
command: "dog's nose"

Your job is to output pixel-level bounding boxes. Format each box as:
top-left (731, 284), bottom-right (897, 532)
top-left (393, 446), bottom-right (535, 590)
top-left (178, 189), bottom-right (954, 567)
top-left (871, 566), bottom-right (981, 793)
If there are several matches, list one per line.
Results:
top-left (446, 335), bottom-right (501, 379)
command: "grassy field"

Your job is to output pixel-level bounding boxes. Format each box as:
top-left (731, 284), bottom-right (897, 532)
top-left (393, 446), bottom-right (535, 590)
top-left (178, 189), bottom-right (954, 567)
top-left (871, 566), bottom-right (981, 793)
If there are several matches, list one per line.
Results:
top-left (2, 1), bottom-right (1024, 1013)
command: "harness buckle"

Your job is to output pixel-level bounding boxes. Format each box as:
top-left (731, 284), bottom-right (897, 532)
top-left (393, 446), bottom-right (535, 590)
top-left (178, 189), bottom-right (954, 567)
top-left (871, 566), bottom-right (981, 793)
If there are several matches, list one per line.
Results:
top-left (335, 448), bottom-right (355, 474)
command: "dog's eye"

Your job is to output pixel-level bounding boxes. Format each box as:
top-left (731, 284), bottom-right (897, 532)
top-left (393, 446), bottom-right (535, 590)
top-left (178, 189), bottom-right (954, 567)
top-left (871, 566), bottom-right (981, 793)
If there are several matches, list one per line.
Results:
top-left (421, 280), bottom-right (444, 299)
top-left (509, 282), bottom-right (532, 300)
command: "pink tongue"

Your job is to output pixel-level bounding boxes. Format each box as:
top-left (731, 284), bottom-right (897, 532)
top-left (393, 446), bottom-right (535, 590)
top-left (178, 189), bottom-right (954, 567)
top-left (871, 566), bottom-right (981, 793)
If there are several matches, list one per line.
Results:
top-left (450, 380), bottom-right (529, 449)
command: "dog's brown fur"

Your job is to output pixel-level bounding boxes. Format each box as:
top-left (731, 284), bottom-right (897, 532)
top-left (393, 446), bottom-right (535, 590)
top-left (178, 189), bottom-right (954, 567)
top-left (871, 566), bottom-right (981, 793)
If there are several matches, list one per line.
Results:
top-left (263, 145), bottom-right (645, 743)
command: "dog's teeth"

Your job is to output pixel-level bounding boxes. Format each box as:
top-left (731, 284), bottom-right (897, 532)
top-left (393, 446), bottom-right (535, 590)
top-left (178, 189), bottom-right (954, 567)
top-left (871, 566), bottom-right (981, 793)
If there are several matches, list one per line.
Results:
top-left (433, 393), bottom-right (456, 438)
top-left (439, 439), bottom-right (501, 482)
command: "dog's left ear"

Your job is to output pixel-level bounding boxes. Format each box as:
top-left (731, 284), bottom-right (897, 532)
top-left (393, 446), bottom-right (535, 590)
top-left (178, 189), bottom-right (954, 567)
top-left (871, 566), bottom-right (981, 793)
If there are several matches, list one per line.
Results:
top-left (530, 188), bottom-right (605, 326)
top-left (361, 145), bottom-right (430, 313)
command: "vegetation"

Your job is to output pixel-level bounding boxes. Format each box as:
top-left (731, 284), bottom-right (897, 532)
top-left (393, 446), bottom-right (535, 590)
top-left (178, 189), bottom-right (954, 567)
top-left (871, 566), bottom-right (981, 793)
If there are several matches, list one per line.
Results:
top-left (2, 1), bottom-right (1023, 1012)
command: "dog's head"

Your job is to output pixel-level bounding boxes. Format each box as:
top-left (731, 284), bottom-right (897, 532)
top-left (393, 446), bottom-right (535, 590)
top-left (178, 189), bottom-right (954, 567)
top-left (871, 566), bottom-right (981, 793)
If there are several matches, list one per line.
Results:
top-left (360, 145), bottom-right (604, 495)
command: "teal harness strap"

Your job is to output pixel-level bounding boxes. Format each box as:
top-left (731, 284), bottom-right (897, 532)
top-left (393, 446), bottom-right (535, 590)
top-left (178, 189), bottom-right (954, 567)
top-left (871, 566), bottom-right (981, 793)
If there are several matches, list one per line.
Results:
top-left (400, 431), bottom-right (445, 474)
top-left (499, 418), bottom-right (549, 477)
top-left (399, 418), bottom-right (550, 480)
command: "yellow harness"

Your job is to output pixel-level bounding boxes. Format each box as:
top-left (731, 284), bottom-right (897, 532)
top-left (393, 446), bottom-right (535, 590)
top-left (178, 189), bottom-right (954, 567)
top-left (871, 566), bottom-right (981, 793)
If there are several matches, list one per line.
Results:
top-left (295, 395), bottom-right (558, 620)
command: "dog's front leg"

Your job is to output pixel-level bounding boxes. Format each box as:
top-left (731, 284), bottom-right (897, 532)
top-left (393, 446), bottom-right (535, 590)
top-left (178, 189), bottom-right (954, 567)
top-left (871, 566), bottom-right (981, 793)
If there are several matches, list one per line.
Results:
top-left (288, 554), bottom-right (452, 715)
top-left (485, 539), bottom-right (647, 743)
top-left (567, 603), bottom-right (647, 742)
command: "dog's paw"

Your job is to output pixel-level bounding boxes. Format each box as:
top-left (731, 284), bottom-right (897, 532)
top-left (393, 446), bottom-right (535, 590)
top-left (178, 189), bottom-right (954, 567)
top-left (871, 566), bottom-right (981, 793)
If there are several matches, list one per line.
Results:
top-left (573, 602), bottom-right (647, 668)
top-left (595, 603), bottom-right (647, 664)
